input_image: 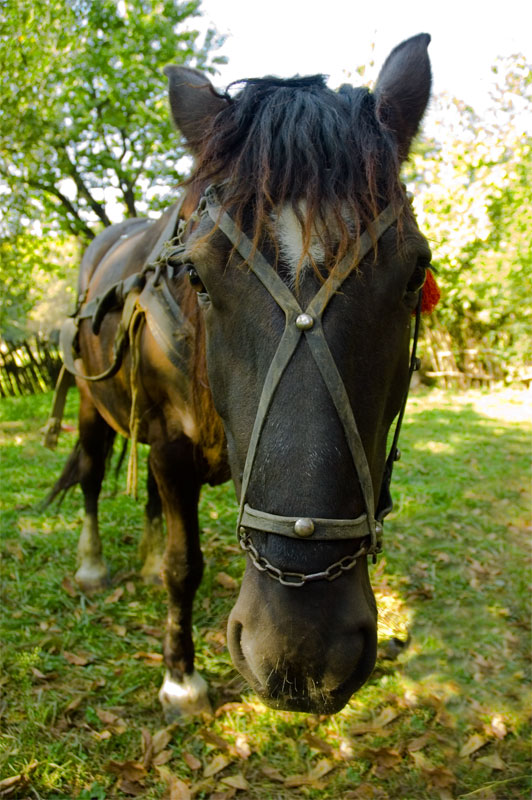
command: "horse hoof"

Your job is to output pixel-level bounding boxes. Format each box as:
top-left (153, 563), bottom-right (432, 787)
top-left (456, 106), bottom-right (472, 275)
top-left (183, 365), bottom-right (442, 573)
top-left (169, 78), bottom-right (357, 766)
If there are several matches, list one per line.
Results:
top-left (75, 564), bottom-right (109, 593)
top-left (159, 669), bottom-right (212, 719)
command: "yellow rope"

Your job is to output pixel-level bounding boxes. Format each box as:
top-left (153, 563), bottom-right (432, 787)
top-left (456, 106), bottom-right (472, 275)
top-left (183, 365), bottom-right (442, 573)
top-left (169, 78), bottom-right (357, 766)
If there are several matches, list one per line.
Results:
top-left (126, 306), bottom-right (145, 498)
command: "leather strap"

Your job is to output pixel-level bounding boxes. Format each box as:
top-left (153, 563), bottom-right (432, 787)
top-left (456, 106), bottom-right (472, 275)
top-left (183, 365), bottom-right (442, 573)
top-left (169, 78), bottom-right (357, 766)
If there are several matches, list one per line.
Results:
top-left (241, 504), bottom-right (369, 540)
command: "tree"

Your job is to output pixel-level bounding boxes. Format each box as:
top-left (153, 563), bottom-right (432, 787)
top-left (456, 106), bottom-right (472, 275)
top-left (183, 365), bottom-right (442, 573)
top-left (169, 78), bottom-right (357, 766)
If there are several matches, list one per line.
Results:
top-left (0, 0), bottom-right (225, 242)
top-left (405, 53), bottom-right (532, 373)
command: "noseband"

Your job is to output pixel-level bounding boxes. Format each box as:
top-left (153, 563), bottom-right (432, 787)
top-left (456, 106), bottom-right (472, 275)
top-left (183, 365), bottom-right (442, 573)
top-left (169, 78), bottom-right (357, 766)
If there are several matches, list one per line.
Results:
top-left (196, 186), bottom-right (422, 586)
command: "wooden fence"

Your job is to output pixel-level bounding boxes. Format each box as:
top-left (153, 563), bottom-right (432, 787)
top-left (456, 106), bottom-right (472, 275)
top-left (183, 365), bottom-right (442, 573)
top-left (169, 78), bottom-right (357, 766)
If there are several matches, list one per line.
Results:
top-left (0, 337), bottom-right (63, 398)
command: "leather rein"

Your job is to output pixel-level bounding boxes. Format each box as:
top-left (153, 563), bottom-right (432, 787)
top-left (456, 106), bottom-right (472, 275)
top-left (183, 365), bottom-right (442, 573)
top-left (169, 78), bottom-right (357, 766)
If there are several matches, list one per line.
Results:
top-left (191, 185), bottom-right (423, 586)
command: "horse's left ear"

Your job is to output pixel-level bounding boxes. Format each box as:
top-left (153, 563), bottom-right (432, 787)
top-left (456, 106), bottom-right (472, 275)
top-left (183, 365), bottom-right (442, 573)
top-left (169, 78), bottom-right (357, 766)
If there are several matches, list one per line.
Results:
top-left (374, 33), bottom-right (432, 160)
top-left (164, 66), bottom-right (228, 153)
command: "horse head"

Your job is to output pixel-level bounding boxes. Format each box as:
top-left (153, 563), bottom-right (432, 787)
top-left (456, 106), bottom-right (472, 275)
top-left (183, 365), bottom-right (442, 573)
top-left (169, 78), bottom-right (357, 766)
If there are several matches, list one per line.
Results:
top-left (165, 34), bottom-right (432, 713)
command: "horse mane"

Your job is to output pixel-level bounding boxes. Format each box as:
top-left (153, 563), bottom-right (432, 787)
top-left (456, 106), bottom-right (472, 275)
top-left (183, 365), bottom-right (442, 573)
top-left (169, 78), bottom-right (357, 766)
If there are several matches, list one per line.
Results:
top-left (183, 75), bottom-right (408, 464)
top-left (186, 74), bottom-right (406, 278)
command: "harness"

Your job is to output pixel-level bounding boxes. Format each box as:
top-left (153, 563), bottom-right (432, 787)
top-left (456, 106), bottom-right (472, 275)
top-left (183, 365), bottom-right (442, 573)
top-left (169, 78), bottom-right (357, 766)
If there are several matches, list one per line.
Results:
top-left (198, 186), bottom-right (423, 585)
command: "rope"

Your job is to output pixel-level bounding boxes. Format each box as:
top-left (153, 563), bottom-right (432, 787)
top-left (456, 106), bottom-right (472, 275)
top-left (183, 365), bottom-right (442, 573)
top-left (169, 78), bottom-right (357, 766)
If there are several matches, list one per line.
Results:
top-left (126, 305), bottom-right (146, 498)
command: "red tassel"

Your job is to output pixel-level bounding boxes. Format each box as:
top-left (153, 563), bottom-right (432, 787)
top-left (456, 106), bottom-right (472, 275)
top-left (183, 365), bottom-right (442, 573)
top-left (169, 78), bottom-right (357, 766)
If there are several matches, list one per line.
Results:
top-left (421, 270), bottom-right (441, 314)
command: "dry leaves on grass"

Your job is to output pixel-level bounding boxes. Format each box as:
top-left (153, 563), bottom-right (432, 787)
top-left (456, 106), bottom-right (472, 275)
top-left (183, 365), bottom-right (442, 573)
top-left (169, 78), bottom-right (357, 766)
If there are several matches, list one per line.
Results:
top-left (459, 733), bottom-right (488, 758)
top-left (96, 708), bottom-right (127, 735)
top-left (350, 706), bottom-right (400, 735)
top-left (284, 758), bottom-right (336, 788)
top-left (199, 728), bottom-right (252, 760)
top-left (106, 726), bottom-right (177, 796)
top-left (132, 651), bottom-right (163, 664)
top-left (63, 650), bottom-right (93, 666)
top-left (106, 760), bottom-right (148, 797)
top-left (203, 753), bottom-right (232, 778)
top-left (104, 586), bottom-right (124, 604)
top-left (0, 761), bottom-right (37, 797)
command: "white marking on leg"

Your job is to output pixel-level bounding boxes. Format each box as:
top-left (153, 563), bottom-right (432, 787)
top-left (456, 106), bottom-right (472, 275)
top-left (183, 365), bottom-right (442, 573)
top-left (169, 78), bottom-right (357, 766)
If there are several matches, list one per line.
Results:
top-left (159, 669), bottom-right (211, 717)
top-left (75, 512), bottom-right (108, 590)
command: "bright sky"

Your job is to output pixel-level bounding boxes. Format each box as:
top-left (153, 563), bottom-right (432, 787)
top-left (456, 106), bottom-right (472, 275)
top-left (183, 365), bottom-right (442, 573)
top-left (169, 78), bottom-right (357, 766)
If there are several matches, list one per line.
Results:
top-left (196, 0), bottom-right (530, 114)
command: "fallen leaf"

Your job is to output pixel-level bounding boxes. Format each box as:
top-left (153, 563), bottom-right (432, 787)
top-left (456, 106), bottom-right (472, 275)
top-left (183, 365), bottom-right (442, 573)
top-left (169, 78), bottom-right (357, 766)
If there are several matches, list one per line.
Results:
top-left (203, 754), bottom-right (231, 778)
top-left (303, 733), bottom-right (336, 757)
top-left (221, 773), bottom-right (249, 790)
top-left (152, 727), bottom-right (173, 754)
top-left (64, 695), bottom-right (85, 714)
top-left (116, 777), bottom-right (145, 796)
top-left (477, 753), bottom-right (506, 770)
top-left (141, 728), bottom-right (153, 766)
top-left (152, 750), bottom-right (173, 766)
top-left (63, 651), bottom-right (91, 666)
top-left (104, 586), bottom-right (124, 604)
top-left (234, 734), bottom-right (251, 760)
top-left (111, 624), bottom-right (127, 637)
top-left (351, 706), bottom-right (400, 735)
top-left (367, 747), bottom-right (402, 770)
top-left (459, 734), bottom-right (487, 758)
top-left (215, 572), bottom-right (238, 590)
top-left (407, 733), bottom-right (431, 752)
top-left (410, 751), bottom-right (434, 771)
top-left (106, 760), bottom-right (147, 783)
top-left (215, 701), bottom-right (254, 717)
top-left (61, 576), bottom-right (78, 597)
top-left (30, 667), bottom-right (47, 680)
top-left (126, 581), bottom-right (136, 594)
top-left (93, 729), bottom-right (113, 741)
top-left (371, 706), bottom-right (400, 728)
top-left (132, 651), bottom-right (163, 664)
top-left (0, 774), bottom-right (26, 793)
top-left (344, 784), bottom-right (386, 799)
top-left (96, 709), bottom-right (119, 725)
top-left (284, 758), bottom-right (335, 788)
top-left (489, 714), bottom-right (507, 739)
top-left (261, 765), bottom-right (284, 782)
top-left (426, 766), bottom-right (456, 789)
top-left (308, 758), bottom-right (335, 780)
top-left (168, 776), bottom-right (191, 800)
top-left (183, 752), bottom-right (202, 770)
top-left (200, 730), bottom-right (230, 751)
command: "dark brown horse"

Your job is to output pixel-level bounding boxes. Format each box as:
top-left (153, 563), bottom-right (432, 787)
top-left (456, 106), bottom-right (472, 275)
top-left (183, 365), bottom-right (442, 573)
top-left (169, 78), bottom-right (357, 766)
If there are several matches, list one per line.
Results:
top-left (51, 33), bottom-right (433, 716)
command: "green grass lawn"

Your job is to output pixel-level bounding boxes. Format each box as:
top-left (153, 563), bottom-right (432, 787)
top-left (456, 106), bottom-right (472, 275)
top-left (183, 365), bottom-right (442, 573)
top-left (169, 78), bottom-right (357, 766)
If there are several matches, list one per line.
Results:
top-left (0, 388), bottom-right (530, 799)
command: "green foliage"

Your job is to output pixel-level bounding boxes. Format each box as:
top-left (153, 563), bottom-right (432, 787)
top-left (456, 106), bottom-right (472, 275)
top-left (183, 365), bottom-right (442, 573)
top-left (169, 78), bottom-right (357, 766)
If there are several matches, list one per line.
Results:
top-left (0, 226), bottom-right (78, 339)
top-left (0, 0), bottom-right (225, 241)
top-left (406, 54), bottom-right (532, 372)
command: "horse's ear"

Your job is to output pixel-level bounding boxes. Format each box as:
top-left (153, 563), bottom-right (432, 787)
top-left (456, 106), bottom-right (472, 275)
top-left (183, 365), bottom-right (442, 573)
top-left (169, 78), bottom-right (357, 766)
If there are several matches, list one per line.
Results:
top-left (374, 33), bottom-right (432, 160)
top-left (164, 66), bottom-right (228, 153)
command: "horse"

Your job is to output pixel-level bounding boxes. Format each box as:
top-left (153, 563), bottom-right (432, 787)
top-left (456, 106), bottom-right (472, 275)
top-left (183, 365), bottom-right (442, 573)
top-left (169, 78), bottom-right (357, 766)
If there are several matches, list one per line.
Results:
top-left (49, 33), bottom-right (434, 717)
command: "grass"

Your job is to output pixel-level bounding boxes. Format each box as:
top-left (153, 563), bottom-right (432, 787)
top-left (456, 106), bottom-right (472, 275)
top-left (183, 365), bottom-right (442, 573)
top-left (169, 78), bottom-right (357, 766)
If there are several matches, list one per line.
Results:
top-left (0, 387), bottom-right (530, 799)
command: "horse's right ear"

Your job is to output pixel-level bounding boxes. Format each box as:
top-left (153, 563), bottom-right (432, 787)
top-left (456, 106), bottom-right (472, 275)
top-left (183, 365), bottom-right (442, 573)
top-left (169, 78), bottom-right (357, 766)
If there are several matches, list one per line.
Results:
top-left (164, 66), bottom-right (228, 153)
top-left (374, 33), bottom-right (432, 161)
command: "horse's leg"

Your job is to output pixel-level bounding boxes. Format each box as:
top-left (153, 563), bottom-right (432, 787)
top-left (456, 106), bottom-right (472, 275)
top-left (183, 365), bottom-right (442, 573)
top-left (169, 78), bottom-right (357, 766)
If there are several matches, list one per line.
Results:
top-left (75, 384), bottom-right (115, 592)
top-left (149, 437), bottom-right (209, 718)
top-left (139, 460), bottom-right (165, 584)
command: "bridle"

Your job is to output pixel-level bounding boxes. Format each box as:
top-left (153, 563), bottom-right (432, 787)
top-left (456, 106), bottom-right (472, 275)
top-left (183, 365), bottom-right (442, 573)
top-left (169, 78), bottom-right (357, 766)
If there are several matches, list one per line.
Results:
top-left (186, 185), bottom-right (422, 586)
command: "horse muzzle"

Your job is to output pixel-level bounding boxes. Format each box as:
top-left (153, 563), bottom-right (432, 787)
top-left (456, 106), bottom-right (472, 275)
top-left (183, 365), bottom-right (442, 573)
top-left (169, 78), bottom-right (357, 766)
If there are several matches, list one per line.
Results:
top-left (226, 561), bottom-right (378, 714)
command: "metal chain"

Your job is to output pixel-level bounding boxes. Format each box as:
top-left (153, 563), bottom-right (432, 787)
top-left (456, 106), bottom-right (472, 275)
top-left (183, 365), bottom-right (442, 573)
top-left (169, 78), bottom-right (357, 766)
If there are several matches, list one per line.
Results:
top-left (238, 531), bottom-right (367, 587)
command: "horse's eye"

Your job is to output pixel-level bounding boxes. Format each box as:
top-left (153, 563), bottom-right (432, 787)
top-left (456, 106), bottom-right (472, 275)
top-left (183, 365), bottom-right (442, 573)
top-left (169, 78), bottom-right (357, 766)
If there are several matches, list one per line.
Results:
top-left (187, 266), bottom-right (206, 294)
top-left (406, 261), bottom-right (428, 294)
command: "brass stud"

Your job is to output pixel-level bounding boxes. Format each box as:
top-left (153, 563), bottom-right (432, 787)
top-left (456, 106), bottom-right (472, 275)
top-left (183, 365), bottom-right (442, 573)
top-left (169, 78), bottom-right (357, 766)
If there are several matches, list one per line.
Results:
top-left (294, 518), bottom-right (315, 537)
top-left (295, 313), bottom-right (314, 330)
